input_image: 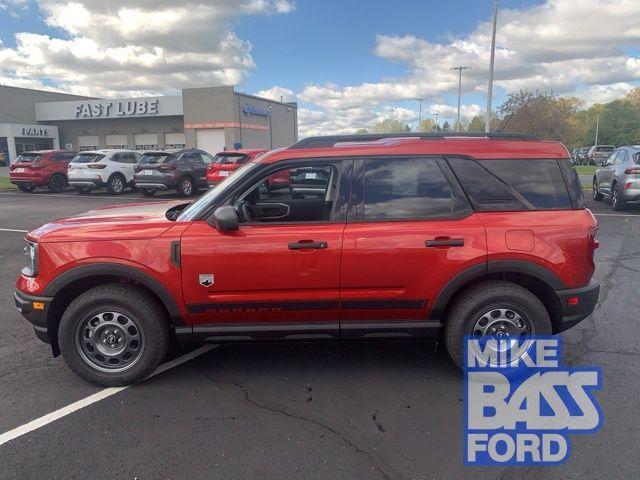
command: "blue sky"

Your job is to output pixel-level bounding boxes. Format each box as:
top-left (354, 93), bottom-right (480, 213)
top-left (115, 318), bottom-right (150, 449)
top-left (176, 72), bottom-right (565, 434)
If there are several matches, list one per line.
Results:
top-left (0, 0), bottom-right (638, 135)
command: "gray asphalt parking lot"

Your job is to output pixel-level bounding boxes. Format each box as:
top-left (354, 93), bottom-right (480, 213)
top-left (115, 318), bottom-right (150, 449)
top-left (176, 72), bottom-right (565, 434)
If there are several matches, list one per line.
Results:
top-left (0, 189), bottom-right (639, 479)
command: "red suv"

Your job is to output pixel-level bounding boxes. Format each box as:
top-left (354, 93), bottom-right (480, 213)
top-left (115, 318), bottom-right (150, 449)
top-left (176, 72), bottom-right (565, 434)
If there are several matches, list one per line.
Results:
top-left (207, 149), bottom-right (266, 185)
top-left (10, 150), bottom-right (77, 193)
top-left (14, 133), bottom-right (600, 386)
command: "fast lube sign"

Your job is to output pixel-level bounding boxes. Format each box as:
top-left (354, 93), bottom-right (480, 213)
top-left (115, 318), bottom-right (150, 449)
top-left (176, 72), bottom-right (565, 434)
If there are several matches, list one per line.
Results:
top-left (74, 99), bottom-right (159, 118)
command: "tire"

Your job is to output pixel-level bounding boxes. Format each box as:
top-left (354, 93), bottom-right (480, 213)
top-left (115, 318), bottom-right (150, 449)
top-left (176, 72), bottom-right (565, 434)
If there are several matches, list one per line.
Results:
top-left (140, 188), bottom-right (156, 197)
top-left (177, 176), bottom-right (195, 197)
top-left (444, 280), bottom-right (552, 369)
top-left (611, 182), bottom-right (625, 211)
top-left (74, 186), bottom-right (92, 194)
top-left (48, 174), bottom-right (67, 193)
top-left (58, 283), bottom-right (170, 386)
top-left (106, 174), bottom-right (126, 195)
top-left (592, 178), bottom-right (603, 201)
top-left (17, 183), bottom-right (36, 193)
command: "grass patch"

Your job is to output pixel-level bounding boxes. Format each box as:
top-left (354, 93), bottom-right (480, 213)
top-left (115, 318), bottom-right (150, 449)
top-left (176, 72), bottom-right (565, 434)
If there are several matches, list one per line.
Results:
top-left (574, 165), bottom-right (597, 175)
top-left (0, 177), bottom-right (17, 190)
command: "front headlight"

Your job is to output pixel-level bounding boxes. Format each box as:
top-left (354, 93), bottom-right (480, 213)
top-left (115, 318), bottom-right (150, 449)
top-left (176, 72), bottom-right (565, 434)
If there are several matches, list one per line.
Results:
top-left (22, 240), bottom-right (38, 277)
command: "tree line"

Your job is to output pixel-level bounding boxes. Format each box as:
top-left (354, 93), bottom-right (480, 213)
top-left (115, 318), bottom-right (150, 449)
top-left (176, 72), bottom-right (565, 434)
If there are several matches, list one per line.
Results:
top-left (358, 87), bottom-right (640, 149)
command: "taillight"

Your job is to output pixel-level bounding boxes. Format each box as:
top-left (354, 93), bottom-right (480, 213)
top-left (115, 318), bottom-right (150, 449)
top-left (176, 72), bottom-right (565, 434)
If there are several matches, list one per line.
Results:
top-left (157, 164), bottom-right (177, 171)
top-left (87, 163), bottom-right (106, 169)
top-left (624, 167), bottom-right (640, 174)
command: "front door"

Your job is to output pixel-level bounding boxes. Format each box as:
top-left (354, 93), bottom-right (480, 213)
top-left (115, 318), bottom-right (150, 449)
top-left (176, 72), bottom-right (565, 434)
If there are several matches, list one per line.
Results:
top-left (180, 158), bottom-right (352, 339)
top-left (339, 156), bottom-right (487, 336)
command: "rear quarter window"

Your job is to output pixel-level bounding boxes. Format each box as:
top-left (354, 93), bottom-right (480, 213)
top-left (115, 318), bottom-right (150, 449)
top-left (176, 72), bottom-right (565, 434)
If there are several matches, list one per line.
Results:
top-left (448, 158), bottom-right (573, 211)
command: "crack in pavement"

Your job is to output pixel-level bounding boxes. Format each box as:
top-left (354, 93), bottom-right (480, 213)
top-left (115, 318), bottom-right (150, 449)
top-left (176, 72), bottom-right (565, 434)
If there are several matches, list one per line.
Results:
top-left (204, 370), bottom-right (410, 480)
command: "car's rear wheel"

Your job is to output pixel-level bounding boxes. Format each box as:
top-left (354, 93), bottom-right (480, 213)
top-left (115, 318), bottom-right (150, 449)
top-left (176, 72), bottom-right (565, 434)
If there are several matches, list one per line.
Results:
top-left (177, 176), bottom-right (195, 197)
top-left (593, 178), bottom-right (603, 201)
top-left (17, 183), bottom-right (36, 193)
top-left (48, 174), bottom-right (67, 193)
top-left (74, 186), bottom-right (92, 194)
top-left (107, 174), bottom-right (126, 195)
top-left (445, 281), bottom-right (552, 368)
top-left (58, 283), bottom-right (170, 386)
top-left (611, 182), bottom-right (625, 211)
top-left (140, 188), bottom-right (156, 197)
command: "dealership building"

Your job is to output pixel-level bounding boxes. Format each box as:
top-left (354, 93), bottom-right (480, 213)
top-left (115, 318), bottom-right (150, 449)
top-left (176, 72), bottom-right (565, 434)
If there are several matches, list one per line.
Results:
top-left (0, 85), bottom-right (298, 163)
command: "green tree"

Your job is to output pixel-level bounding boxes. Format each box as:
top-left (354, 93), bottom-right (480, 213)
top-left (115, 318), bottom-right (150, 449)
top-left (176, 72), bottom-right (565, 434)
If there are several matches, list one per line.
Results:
top-left (354, 128), bottom-right (369, 135)
top-left (418, 118), bottom-right (435, 132)
top-left (441, 121), bottom-right (452, 132)
top-left (467, 115), bottom-right (485, 132)
top-left (371, 119), bottom-right (411, 134)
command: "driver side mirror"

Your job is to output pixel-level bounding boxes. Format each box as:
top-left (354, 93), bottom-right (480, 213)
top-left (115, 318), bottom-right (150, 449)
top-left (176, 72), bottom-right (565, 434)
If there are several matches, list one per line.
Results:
top-left (209, 205), bottom-right (239, 232)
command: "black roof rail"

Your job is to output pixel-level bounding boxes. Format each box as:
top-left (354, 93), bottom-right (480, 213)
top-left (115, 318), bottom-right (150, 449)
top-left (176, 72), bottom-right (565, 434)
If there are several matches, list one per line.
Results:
top-left (289, 132), bottom-right (541, 149)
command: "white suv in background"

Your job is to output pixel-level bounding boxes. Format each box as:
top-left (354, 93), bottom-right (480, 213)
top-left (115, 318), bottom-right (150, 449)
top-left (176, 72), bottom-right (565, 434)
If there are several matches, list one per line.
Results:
top-left (68, 150), bottom-right (141, 194)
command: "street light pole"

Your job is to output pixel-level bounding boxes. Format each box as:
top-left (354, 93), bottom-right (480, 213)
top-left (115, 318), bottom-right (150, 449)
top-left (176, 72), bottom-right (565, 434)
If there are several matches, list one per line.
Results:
top-left (485, 0), bottom-right (499, 133)
top-left (268, 103), bottom-right (273, 149)
top-left (451, 66), bottom-right (470, 132)
top-left (431, 112), bottom-right (439, 131)
top-left (594, 114), bottom-right (600, 147)
top-left (416, 98), bottom-right (423, 131)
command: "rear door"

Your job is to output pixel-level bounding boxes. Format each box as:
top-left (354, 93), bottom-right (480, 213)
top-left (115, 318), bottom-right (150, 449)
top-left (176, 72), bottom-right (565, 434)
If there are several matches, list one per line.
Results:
top-left (339, 156), bottom-right (487, 335)
top-left (598, 151), bottom-right (618, 194)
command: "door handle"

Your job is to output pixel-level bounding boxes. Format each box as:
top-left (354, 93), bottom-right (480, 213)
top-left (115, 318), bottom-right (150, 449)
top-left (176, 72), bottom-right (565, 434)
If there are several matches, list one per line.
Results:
top-left (288, 241), bottom-right (328, 250)
top-left (425, 237), bottom-right (464, 248)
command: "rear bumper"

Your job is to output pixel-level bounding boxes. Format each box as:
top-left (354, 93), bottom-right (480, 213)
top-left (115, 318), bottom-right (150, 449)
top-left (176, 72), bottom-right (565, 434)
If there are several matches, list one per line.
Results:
top-left (14, 289), bottom-right (53, 344)
top-left (10, 176), bottom-right (46, 186)
top-left (68, 177), bottom-right (105, 188)
top-left (554, 280), bottom-right (600, 333)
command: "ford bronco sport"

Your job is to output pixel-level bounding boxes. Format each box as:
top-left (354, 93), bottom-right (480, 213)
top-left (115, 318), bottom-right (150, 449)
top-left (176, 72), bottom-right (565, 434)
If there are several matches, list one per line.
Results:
top-left (14, 133), bottom-right (600, 386)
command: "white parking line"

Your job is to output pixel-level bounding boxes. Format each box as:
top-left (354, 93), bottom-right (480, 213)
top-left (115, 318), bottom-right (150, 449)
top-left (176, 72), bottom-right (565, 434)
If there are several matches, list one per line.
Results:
top-left (0, 344), bottom-right (218, 447)
top-left (0, 228), bottom-right (28, 233)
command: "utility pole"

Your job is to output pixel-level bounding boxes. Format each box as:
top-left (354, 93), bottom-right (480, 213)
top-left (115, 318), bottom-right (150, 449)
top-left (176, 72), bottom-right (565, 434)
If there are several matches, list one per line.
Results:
top-left (451, 66), bottom-right (470, 132)
top-left (431, 112), bottom-right (439, 131)
top-left (594, 114), bottom-right (600, 147)
top-left (268, 103), bottom-right (273, 149)
top-left (416, 98), bottom-right (423, 131)
top-left (485, 0), bottom-right (499, 132)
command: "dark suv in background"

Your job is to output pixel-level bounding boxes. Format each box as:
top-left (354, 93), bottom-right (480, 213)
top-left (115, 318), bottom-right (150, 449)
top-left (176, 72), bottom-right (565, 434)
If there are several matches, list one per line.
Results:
top-left (134, 148), bottom-right (213, 197)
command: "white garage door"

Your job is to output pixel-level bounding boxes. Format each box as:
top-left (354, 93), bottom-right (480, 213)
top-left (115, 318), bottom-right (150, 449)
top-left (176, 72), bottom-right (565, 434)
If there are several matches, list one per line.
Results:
top-left (195, 129), bottom-right (225, 156)
top-left (105, 134), bottom-right (128, 149)
top-left (165, 132), bottom-right (186, 149)
top-left (134, 133), bottom-right (159, 151)
top-left (78, 135), bottom-right (99, 151)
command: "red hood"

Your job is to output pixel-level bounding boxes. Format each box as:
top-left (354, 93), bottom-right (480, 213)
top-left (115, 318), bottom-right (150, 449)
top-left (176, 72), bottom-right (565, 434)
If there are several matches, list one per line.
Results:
top-left (28, 200), bottom-right (189, 242)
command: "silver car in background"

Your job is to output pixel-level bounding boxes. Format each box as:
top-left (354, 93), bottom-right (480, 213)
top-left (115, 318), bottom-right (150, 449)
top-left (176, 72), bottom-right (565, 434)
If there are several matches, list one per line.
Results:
top-left (593, 146), bottom-right (640, 210)
top-left (588, 145), bottom-right (616, 165)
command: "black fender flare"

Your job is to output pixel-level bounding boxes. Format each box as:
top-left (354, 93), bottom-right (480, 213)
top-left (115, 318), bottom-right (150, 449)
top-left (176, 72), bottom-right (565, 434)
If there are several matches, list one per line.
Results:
top-left (43, 263), bottom-right (184, 326)
top-left (427, 260), bottom-right (565, 321)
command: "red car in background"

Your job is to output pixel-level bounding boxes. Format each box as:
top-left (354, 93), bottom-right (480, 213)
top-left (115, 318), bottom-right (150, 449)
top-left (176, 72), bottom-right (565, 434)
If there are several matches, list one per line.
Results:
top-left (206, 149), bottom-right (266, 185)
top-left (10, 150), bottom-right (77, 193)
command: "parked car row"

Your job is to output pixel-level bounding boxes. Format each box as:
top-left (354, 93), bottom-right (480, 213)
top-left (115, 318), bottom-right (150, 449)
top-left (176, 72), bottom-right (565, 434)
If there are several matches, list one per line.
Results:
top-left (572, 145), bottom-right (616, 165)
top-left (592, 145), bottom-right (640, 210)
top-left (9, 147), bottom-right (267, 197)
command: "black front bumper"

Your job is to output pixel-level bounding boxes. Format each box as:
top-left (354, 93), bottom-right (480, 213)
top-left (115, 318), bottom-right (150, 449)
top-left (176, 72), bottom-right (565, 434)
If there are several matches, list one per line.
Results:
top-left (14, 289), bottom-right (53, 344)
top-left (554, 280), bottom-right (600, 333)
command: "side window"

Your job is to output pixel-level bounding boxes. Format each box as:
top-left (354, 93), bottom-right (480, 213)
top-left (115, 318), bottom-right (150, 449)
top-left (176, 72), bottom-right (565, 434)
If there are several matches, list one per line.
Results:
top-left (233, 162), bottom-right (342, 223)
top-left (449, 158), bottom-right (572, 210)
top-left (192, 153), bottom-right (206, 165)
top-left (200, 152), bottom-right (214, 165)
top-left (606, 152), bottom-right (617, 166)
top-left (361, 158), bottom-right (470, 221)
top-left (615, 150), bottom-right (628, 165)
top-left (110, 153), bottom-right (121, 163)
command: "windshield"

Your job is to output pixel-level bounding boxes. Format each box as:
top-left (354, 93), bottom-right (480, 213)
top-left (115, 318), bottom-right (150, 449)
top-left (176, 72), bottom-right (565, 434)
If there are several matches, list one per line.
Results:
top-left (72, 153), bottom-right (105, 163)
top-left (178, 162), bottom-right (260, 221)
top-left (15, 153), bottom-right (41, 163)
top-left (139, 153), bottom-right (174, 165)
top-left (213, 153), bottom-right (247, 165)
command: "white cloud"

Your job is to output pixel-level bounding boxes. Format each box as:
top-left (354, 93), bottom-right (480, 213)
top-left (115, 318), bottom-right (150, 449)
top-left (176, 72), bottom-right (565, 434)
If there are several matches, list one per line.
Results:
top-left (255, 85), bottom-right (296, 103)
top-left (297, 0), bottom-right (640, 135)
top-left (0, 0), bottom-right (294, 97)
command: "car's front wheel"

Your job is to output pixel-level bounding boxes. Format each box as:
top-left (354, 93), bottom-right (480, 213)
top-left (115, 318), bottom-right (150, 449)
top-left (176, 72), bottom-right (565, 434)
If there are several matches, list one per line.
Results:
top-left (177, 176), bottom-right (195, 197)
top-left (58, 283), bottom-right (170, 386)
top-left (593, 178), bottom-right (603, 201)
top-left (445, 281), bottom-right (552, 368)
top-left (106, 174), bottom-right (126, 195)
top-left (48, 174), bottom-right (67, 193)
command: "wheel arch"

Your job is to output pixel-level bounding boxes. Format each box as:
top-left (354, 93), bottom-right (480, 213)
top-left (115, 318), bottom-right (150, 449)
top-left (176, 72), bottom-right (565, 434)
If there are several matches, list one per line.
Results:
top-left (43, 263), bottom-right (184, 356)
top-left (429, 260), bottom-right (564, 331)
